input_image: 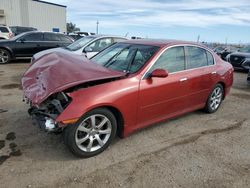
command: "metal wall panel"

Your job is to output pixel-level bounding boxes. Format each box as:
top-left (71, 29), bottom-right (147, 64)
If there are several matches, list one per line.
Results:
top-left (0, 0), bottom-right (66, 32)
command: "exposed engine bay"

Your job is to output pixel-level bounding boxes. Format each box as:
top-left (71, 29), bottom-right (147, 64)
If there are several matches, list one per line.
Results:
top-left (28, 92), bottom-right (71, 132)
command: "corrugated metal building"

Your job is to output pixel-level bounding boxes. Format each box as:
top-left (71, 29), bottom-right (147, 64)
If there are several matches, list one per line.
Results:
top-left (0, 0), bottom-right (66, 32)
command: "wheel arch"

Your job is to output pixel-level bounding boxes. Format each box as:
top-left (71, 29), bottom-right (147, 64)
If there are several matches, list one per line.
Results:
top-left (216, 81), bottom-right (226, 99)
top-left (101, 105), bottom-right (125, 138)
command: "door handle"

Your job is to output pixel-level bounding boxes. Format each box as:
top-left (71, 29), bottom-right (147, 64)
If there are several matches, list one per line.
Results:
top-left (180, 78), bottom-right (188, 82)
top-left (211, 71), bottom-right (217, 74)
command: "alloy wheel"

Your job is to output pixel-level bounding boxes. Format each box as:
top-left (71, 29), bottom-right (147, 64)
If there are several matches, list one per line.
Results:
top-left (209, 87), bottom-right (222, 111)
top-left (75, 114), bottom-right (112, 152)
top-left (0, 49), bottom-right (9, 64)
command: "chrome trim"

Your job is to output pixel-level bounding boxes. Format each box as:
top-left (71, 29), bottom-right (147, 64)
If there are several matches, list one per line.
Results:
top-left (16, 57), bottom-right (32, 59)
top-left (180, 78), bottom-right (188, 82)
top-left (142, 44), bottom-right (217, 79)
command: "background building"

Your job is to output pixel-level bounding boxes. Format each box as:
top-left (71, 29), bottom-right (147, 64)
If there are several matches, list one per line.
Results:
top-left (0, 0), bottom-right (66, 32)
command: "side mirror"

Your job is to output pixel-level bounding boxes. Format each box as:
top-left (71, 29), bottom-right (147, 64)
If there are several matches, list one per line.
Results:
top-left (83, 46), bottom-right (93, 53)
top-left (150, 69), bottom-right (168, 78)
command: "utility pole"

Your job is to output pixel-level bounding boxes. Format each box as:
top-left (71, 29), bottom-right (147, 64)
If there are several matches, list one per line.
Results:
top-left (96, 20), bottom-right (99, 34)
top-left (197, 34), bottom-right (200, 43)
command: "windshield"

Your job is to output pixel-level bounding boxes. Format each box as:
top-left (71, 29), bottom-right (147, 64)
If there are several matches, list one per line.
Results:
top-left (91, 43), bottom-right (159, 73)
top-left (66, 36), bottom-right (95, 51)
top-left (239, 46), bottom-right (250, 53)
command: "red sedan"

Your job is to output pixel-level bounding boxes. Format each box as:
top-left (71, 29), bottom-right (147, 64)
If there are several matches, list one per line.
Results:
top-left (22, 39), bottom-right (233, 157)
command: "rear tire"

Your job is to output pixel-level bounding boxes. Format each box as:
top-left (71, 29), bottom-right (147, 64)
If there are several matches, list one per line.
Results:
top-left (0, 48), bottom-right (11, 64)
top-left (63, 108), bottom-right (117, 158)
top-left (204, 84), bottom-right (224, 113)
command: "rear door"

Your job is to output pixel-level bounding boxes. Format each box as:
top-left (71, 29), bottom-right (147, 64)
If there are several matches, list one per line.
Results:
top-left (137, 46), bottom-right (191, 128)
top-left (184, 46), bottom-right (217, 107)
top-left (43, 33), bottom-right (65, 50)
top-left (14, 32), bottom-right (44, 57)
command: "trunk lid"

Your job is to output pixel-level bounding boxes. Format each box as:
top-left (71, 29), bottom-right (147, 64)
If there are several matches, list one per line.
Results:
top-left (22, 51), bottom-right (125, 105)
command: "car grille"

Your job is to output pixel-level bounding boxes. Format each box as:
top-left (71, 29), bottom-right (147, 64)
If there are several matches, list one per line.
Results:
top-left (230, 55), bottom-right (245, 66)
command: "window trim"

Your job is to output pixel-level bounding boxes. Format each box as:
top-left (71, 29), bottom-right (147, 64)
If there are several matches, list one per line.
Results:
top-left (142, 44), bottom-right (216, 79)
top-left (17, 33), bottom-right (44, 42)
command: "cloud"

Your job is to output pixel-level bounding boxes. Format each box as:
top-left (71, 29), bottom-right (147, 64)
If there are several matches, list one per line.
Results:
top-left (44, 0), bottom-right (250, 29)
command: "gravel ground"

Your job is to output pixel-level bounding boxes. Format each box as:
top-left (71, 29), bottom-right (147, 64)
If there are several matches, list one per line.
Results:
top-left (0, 62), bottom-right (250, 188)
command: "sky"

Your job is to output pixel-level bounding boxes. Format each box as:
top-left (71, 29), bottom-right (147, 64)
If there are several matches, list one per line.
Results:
top-left (43, 0), bottom-right (250, 43)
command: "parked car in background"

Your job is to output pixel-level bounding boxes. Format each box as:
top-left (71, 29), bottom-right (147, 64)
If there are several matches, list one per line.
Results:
top-left (68, 33), bottom-right (85, 41)
top-left (63, 35), bottom-right (127, 58)
top-left (226, 45), bottom-right (250, 71)
top-left (0, 31), bottom-right (73, 64)
top-left (214, 46), bottom-right (240, 61)
top-left (10, 26), bottom-right (37, 36)
top-left (220, 46), bottom-right (239, 61)
top-left (68, 32), bottom-right (96, 41)
top-left (0, 25), bottom-right (14, 40)
top-left (22, 39), bottom-right (233, 157)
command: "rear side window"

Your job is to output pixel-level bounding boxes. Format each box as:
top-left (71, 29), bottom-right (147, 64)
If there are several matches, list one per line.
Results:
top-left (44, 33), bottom-right (61, 41)
top-left (151, 46), bottom-right (185, 73)
top-left (21, 33), bottom-right (43, 41)
top-left (0, 27), bottom-right (9, 33)
top-left (186, 46), bottom-right (207, 69)
top-left (59, 35), bottom-right (72, 43)
top-left (207, 51), bottom-right (214, 65)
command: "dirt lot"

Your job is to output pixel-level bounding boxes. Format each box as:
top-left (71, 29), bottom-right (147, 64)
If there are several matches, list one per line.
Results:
top-left (0, 62), bottom-right (250, 188)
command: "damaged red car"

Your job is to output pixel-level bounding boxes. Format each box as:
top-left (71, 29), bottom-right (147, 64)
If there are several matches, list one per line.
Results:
top-left (22, 40), bottom-right (233, 157)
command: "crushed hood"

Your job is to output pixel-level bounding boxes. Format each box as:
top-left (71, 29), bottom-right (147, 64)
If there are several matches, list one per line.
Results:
top-left (22, 51), bottom-right (125, 105)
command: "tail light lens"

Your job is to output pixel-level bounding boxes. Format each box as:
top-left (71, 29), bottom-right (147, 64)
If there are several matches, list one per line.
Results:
top-left (9, 33), bottom-right (14, 38)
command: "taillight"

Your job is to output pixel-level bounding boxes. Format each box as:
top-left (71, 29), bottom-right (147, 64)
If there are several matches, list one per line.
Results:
top-left (9, 33), bottom-right (14, 38)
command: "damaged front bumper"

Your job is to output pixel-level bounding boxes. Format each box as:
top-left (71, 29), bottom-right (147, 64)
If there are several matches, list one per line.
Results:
top-left (28, 107), bottom-right (60, 132)
top-left (26, 92), bottom-right (72, 133)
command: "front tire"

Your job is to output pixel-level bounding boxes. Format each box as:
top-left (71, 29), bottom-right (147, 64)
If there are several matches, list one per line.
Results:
top-left (0, 49), bottom-right (11, 64)
top-left (64, 108), bottom-right (117, 158)
top-left (204, 84), bottom-right (224, 113)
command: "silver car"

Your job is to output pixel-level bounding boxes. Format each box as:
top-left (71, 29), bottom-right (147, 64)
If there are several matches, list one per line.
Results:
top-left (65, 35), bottom-right (127, 58)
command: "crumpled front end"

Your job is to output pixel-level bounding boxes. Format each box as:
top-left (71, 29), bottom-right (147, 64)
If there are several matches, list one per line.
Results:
top-left (27, 92), bottom-right (72, 132)
top-left (22, 51), bottom-right (125, 132)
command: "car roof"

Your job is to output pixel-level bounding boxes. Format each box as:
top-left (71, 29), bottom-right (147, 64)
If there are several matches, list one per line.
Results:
top-left (122, 39), bottom-right (208, 48)
top-left (89, 34), bottom-right (127, 39)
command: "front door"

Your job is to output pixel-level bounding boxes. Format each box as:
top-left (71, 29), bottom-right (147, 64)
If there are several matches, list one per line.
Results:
top-left (14, 33), bottom-right (44, 57)
top-left (137, 46), bottom-right (190, 128)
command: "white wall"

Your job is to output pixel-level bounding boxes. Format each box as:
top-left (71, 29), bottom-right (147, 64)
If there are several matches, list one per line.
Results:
top-left (0, 0), bottom-right (66, 32)
top-left (28, 0), bottom-right (66, 32)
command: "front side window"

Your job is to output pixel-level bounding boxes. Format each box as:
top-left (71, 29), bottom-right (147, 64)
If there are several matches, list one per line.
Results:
top-left (88, 38), bottom-right (112, 52)
top-left (186, 46), bottom-right (208, 69)
top-left (21, 33), bottom-right (43, 41)
top-left (91, 43), bottom-right (159, 73)
top-left (0, 27), bottom-right (9, 33)
top-left (150, 46), bottom-right (185, 73)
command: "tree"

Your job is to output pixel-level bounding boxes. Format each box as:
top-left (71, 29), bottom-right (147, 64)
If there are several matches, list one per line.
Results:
top-left (67, 22), bottom-right (80, 33)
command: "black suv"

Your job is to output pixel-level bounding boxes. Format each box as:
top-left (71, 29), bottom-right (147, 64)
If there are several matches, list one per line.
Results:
top-left (226, 45), bottom-right (250, 71)
top-left (0, 31), bottom-right (73, 64)
top-left (10, 26), bottom-right (37, 36)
